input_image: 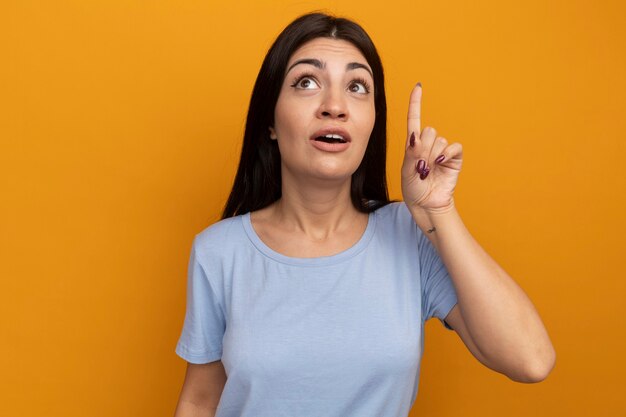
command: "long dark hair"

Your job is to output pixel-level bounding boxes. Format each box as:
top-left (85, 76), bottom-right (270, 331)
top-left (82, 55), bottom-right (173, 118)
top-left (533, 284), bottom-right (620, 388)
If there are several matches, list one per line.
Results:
top-left (222, 12), bottom-right (392, 219)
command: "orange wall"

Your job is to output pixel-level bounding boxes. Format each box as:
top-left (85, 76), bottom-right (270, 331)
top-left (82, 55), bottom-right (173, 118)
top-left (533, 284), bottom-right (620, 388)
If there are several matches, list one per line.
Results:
top-left (1, 0), bottom-right (625, 415)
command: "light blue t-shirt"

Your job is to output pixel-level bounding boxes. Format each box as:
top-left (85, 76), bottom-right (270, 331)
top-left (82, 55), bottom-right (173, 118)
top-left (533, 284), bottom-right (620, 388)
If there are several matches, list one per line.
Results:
top-left (175, 202), bottom-right (458, 417)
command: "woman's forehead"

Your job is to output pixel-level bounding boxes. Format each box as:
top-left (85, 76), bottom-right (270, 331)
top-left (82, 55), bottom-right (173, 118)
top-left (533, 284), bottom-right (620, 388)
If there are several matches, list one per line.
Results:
top-left (288, 38), bottom-right (367, 66)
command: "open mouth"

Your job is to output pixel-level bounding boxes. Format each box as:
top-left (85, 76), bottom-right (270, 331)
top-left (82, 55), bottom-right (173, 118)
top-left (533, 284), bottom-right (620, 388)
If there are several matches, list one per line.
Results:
top-left (313, 134), bottom-right (348, 144)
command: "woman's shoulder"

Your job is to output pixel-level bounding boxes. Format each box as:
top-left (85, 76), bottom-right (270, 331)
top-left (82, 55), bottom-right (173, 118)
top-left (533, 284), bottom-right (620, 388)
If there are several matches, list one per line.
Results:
top-left (372, 200), bottom-right (412, 222)
top-left (193, 214), bottom-right (246, 254)
top-left (372, 200), bottom-right (422, 235)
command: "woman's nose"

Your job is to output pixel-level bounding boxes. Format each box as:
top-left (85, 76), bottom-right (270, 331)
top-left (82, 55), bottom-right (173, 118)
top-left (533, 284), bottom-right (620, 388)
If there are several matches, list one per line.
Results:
top-left (317, 88), bottom-right (348, 120)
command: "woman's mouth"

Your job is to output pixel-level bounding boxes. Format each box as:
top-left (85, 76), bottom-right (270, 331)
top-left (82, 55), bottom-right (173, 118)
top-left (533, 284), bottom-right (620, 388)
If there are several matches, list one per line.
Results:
top-left (309, 128), bottom-right (351, 152)
top-left (310, 134), bottom-right (351, 152)
top-left (313, 134), bottom-right (348, 144)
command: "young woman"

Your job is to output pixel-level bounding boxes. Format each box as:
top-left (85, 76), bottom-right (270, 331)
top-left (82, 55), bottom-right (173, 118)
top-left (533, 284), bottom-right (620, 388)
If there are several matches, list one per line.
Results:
top-left (174, 12), bottom-right (555, 417)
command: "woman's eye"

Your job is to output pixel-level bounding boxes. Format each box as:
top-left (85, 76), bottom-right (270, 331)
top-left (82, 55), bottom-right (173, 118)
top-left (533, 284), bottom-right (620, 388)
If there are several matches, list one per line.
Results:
top-left (297, 77), bottom-right (319, 89)
top-left (349, 81), bottom-right (368, 94)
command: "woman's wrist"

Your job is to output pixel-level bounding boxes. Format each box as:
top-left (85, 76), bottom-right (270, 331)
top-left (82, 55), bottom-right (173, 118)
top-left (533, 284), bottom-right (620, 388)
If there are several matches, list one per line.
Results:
top-left (423, 197), bottom-right (456, 216)
top-left (408, 198), bottom-right (458, 248)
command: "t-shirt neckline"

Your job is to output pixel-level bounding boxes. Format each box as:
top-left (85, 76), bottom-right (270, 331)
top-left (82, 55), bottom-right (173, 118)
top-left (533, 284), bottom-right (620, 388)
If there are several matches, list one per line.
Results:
top-left (241, 209), bottom-right (377, 267)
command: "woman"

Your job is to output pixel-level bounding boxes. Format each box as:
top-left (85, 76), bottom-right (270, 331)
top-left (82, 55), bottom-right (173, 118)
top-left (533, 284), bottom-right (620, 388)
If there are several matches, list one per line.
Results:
top-left (174, 12), bottom-right (555, 417)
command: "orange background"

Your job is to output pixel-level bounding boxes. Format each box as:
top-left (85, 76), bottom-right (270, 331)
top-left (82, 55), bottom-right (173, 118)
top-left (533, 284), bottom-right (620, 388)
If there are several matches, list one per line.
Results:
top-left (2, 0), bottom-right (625, 415)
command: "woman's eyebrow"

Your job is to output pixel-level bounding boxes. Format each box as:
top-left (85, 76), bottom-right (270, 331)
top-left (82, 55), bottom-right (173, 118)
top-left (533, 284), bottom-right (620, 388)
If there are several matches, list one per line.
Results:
top-left (286, 58), bottom-right (373, 78)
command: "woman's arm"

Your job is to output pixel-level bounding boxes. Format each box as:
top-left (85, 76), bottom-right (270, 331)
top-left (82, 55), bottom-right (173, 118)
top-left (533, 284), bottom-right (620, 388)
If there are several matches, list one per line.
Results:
top-left (402, 83), bottom-right (555, 382)
top-left (412, 202), bottom-right (556, 383)
top-left (174, 361), bottom-right (227, 417)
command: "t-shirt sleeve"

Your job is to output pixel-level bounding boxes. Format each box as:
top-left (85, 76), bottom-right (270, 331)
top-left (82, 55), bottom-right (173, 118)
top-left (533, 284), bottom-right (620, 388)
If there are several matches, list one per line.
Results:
top-left (418, 229), bottom-right (458, 330)
top-left (175, 237), bottom-right (225, 363)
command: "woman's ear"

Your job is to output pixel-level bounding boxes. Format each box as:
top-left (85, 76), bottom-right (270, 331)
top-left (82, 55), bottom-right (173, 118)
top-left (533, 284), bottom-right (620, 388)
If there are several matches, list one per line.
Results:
top-left (268, 126), bottom-right (277, 140)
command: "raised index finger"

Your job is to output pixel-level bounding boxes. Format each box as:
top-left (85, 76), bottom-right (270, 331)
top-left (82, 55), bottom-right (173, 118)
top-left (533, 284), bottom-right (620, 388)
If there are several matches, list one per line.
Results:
top-left (407, 82), bottom-right (422, 138)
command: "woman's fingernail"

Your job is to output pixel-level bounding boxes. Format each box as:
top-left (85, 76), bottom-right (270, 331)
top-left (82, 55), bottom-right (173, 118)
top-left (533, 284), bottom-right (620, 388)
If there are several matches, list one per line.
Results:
top-left (420, 167), bottom-right (430, 180)
top-left (410, 132), bottom-right (415, 147)
top-left (416, 81), bottom-right (422, 87)
top-left (435, 155), bottom-right (445, 164)
top-left (416, 159), bottom-right (425, 174)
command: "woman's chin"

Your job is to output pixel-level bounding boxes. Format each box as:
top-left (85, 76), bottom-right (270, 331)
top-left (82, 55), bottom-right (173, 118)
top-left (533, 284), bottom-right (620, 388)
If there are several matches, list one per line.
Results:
top-left (307, 167), bottom-right (357, 184)
top-left (281, 160), bottom-right (360, 186)
top-left (289, 169), bottom-right (354, 186)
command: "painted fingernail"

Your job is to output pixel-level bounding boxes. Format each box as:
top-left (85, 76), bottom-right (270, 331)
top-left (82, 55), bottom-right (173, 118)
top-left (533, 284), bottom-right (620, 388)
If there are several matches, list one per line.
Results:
top-left (410, 132), bottom-right (415, 147)
top-left (416, 159), bottom-right (425, 174)
top-left (420, 167), bottom-right (430, 180)
top-left (416, 81), bottom-right (422, 87)
top-left (435, 154), bottom-right (445, 164)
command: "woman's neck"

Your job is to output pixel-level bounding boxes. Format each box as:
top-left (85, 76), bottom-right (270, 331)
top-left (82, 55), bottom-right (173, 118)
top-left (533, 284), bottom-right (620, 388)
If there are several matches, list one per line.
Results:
top-left (269, 173), bottom-right (363, 241)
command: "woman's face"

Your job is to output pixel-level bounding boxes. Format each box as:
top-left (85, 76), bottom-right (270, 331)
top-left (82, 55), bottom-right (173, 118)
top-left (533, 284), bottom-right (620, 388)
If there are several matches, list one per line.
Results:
top-left (269, 37), bottom-right (376, 184)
